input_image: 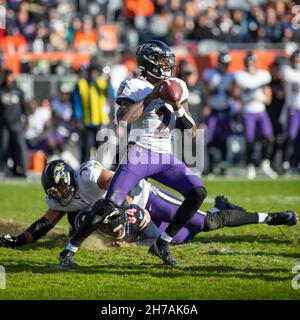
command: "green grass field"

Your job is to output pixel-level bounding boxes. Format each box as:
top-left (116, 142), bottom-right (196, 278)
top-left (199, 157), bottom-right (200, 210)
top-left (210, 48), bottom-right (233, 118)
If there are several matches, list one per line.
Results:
top-left (0, 178), bottom-right (300, 300)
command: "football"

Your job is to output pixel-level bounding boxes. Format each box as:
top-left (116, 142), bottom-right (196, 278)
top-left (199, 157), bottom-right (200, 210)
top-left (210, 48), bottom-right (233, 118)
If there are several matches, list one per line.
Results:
top-left (158, 79), bottom-right (183, 103)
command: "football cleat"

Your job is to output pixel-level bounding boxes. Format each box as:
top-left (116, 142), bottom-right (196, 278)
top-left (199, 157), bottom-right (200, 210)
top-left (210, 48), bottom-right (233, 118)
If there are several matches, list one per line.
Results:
top-left (148, 239), bottom-right (177, 266)
top-left (265, 211), bottom-right (298, 226)
top-left (59, 249), bottom-right (79, 268)
top-left (261, 160), bottom-right (278, 179)
top-left (214, 195), bottom-right (246, 212)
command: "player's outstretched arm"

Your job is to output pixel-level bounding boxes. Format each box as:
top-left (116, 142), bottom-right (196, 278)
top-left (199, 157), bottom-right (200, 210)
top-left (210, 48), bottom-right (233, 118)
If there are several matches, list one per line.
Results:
top-left (0, 209), bottom-right (64, 248)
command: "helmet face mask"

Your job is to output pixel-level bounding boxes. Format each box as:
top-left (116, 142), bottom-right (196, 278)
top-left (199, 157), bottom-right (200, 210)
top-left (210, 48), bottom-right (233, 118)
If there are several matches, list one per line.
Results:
top-left (156, 56), bottom-right (175, 77)
top-left (42, 160), bottom-right (76, 205)
top-left (46, 181), bottom-right (74, 204)
top-left (136, 40), bottom-right (176, 79)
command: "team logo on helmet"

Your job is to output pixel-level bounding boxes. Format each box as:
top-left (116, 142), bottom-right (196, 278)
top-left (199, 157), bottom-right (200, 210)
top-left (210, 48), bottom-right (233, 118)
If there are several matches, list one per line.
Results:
top-left (53, 163), bottom-right (66, 184)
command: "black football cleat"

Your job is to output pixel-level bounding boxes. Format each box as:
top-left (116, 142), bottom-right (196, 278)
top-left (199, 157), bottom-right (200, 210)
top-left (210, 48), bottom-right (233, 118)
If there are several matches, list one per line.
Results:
top-left (265, 211), bottom-right (298, 226)
top-left (214, 195), bottom-right (246, 212)
top-left (148, 239), bottom-right (178, 266)
top-left (59, 249), bottom-right (79, 268)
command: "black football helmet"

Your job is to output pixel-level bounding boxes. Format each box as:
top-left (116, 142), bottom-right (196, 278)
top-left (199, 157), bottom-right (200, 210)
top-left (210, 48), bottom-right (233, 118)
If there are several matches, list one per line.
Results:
top-left (217, 51), bottom-right (231, 73)
top-left (136, 40), bottom-right (176, 79)
top-left (291, 49), bottom-right (300, 70)
top-left (41, 160), bottom-right (76, 205)
top-left (244, 51), bottom-right (257, 73)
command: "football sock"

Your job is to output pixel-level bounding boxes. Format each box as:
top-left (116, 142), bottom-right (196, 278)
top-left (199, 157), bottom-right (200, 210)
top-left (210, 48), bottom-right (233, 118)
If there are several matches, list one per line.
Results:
top-left (203, 210), bottom-right (259, 231)
top-left (66, 242), bottom-right (79, 253)
top-left (165, 186), bottom-right (207, 238)
top-left (262, 137), bottom-right (275, 160)
top-left (70, 213), bottom-right (101, 248)
top-left (258, 213), bottom-right (269, 223)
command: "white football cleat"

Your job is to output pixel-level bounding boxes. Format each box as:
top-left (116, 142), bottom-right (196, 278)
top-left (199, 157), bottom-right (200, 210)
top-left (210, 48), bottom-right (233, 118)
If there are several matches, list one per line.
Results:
top-left (246, 164), bottom-right (256, 180)
top-left (261, 159), bottom-right (278, 179)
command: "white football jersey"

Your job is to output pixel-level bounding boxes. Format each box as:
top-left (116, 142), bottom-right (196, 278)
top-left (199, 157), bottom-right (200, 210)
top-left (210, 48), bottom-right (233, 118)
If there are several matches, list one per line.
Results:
top-left (234, 70), bottom-right (271, 113)
top-left (46, 160), bottom-right (152, 212)
top-left (202, 69), bottom-right (234, 110)
top-left (116, 76), bottom-right (189, 154)
top-left (281, 65), bottom-right (300, 110)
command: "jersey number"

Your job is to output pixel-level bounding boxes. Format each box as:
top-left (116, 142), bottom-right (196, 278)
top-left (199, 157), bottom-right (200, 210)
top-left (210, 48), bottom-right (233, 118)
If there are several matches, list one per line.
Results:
top-left (155, 105), bottom-right (172, 137)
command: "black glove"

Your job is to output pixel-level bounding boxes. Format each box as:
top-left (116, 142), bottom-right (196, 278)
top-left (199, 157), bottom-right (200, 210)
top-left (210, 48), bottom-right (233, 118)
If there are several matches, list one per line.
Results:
top-left (0, 234), bottom-right (22, 248)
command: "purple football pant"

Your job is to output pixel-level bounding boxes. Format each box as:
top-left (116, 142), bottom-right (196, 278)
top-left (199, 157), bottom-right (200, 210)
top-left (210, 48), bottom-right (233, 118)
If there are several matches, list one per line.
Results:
top-left (146, 187), bottom-right (205, 244)
top-left (106, 144), bottom-right (203, 207)
top-left (206, 109), bottom-right (231, 143)
top-left (242, 111), bottom-right (273, 143)
top-left (288, 109), bottom-right (300, 140)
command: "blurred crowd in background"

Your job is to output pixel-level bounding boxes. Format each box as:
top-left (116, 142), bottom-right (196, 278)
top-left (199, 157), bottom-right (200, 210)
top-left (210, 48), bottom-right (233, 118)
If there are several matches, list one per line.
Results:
top-left (0, 0), bottom-right (300, 179)
top-left (1, 0), bottom-right (300, 55)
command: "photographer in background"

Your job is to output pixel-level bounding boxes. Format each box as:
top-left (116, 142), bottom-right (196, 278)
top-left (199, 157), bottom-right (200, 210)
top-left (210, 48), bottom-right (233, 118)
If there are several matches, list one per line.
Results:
top-left (0, 69), bottom-right (28, 177)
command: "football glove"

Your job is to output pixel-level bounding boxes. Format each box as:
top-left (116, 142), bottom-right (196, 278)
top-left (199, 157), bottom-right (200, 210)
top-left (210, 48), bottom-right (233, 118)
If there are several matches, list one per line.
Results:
top-left (0, 234), bottom-right (21, 248)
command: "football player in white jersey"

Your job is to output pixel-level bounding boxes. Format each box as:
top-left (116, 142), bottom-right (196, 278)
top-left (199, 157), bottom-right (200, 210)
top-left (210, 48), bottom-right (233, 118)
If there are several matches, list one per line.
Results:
top-left (280, 50), bottom-right (300, 171)
top-left (202, 51), bottom-right (234, 175)
top-left (0, 160), bottom-right (112, 247)
top-left (59, 40), bottom-right (207, 266)
top-left (0, 159), bottom-right (159, 249)
top-left (234, 52), bottom-right (277, 179)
